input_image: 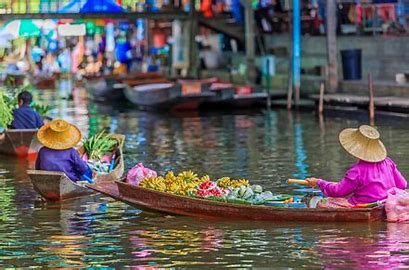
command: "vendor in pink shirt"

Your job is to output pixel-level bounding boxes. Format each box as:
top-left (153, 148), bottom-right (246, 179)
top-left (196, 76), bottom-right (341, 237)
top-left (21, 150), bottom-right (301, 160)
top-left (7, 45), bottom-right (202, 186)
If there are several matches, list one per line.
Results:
top-left (306, 125), bottom-right (407, 208)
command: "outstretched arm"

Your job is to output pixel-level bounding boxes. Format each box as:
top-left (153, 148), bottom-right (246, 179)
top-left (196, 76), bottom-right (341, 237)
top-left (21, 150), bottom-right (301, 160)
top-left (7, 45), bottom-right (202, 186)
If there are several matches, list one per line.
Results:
top-left (307, 167), bottom-right (360, 198)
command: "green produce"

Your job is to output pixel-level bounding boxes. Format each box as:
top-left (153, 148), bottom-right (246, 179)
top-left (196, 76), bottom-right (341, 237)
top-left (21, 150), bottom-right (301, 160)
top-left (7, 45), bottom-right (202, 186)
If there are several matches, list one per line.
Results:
top-left (0, 91), bottom-right (14, 128)
top-left (83, 131), bottom-right (118, 160)
top-left (239, 185), bottom-right (247, 197)
top-left (226, 197), bottom-right (251, 205)
top-left (31, 103), bottom-right (53, 117)
top-left (260, 191), bottom-right (274, 201)
top-left (251, 185), bottom-right (263, 193)
top-left (243, 187), bottom-right (254, 200)
top-left (248, 194), bottom-right (265, 205)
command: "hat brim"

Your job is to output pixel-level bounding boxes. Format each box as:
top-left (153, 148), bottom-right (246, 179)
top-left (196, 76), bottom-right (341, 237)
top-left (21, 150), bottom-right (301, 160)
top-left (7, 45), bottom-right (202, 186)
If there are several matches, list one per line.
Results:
top-left (339, 128), bottom-right (387, 163)
top-left (37, 122), bottom-right (82, 150)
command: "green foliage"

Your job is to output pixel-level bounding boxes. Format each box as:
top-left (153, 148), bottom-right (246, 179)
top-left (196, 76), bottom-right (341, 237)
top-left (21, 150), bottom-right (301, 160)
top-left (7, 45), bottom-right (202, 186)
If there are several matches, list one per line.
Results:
top-left (30, 103), bottom-right (52, 117)
top-left (0, 91), bottom-right (14, 128)
top-left (83, 131), bottom-right (118, 160)
top-left (0, 85), bottom-right (53, 119)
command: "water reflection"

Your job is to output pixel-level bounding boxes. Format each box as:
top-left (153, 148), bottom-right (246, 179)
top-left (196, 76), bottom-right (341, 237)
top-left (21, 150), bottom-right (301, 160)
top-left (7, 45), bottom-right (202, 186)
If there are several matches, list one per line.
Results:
top-left (3, 88), bottom-right (409, 267)
top-left (318, 223), bottom-right (409, 269)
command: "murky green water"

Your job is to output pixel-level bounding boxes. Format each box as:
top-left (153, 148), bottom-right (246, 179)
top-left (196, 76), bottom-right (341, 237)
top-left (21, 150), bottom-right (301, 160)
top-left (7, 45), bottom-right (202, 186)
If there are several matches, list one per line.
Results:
top-left (2, 86), bottom-right (409, 268)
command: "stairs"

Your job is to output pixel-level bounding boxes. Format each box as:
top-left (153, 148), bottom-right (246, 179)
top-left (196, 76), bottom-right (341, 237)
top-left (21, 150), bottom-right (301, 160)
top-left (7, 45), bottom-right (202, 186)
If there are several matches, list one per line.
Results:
top-left (198, 14), bottom-right (245, 43)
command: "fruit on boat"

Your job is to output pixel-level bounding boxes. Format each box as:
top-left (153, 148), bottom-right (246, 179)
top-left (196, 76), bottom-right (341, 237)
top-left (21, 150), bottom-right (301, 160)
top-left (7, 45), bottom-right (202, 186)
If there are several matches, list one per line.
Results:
top-left (216, 177), bottom-right (249, 189)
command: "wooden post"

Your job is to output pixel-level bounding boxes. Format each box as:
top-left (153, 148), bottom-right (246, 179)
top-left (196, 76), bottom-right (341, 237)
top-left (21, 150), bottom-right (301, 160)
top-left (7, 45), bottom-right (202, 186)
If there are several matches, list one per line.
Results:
top-left (326, 0), bottom-right (338, 93)
top-left (292, 0), bottom-right (301, 106)
top-left (243, 0), bottom-right (256, 83)
top-left (287, 9), bottom-right (292, 110)
top-left (318, 82), bottom-right (325, 115)
top-left (368, 73), bottom-right (375, 126)
top-left (266, 58), bottom-right (272, 108)
top-left (187, 0), bottom-right (198, 78)
top-left (287, 75), bottom-right (293, 110)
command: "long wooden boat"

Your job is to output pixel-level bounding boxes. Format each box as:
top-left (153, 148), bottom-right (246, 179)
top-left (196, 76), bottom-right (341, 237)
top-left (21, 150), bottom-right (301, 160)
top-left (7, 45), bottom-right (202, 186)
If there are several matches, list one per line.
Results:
top-left (0, 129), bottom-right (42, 157)
top-left (124, 82), bottom-right (219, 111)
top-left (88, 181), bottom-right (386, 222)
top-left (84, 77), bottom-right (128, 102)
top-left (27, 134), bottom-right (125, 201)
top-left (32, 74), bottom-right (57, 90)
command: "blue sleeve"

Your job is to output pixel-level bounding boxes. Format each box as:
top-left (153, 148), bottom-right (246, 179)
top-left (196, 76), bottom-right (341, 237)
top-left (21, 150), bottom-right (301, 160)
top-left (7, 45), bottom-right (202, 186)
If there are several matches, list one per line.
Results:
top-left (36, 113), bottom-right (44, 128)
top-left (71, 149), bottom-right (89, 175)
top-left (80, 166), bottom-right (93, 182)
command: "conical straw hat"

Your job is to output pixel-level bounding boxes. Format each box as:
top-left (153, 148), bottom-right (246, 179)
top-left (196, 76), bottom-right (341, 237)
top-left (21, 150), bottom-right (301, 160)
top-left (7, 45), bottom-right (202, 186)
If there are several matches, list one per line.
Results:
top-left (339, 125), bottom-right (387, 163)
top-left (37, 119), bottom-right (82, 150)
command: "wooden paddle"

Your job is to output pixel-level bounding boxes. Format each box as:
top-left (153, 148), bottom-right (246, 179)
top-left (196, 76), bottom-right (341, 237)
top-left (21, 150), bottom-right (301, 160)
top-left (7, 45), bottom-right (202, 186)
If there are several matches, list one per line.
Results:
top-left (287, 178), bottom-right (309, 186)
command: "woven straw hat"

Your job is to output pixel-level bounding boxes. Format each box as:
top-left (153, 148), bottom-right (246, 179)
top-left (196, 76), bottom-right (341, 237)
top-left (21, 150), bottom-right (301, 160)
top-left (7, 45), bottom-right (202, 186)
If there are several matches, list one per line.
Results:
top-left (37, 119), bottom-right (82, 150)
top-left (339, 125), bottom-right (387, 163)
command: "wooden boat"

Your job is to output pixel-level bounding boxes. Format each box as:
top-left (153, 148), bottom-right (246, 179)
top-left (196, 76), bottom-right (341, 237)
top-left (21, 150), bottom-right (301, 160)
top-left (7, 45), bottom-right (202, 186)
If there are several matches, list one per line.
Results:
top-left (0, 129), bottom-right (42, 157)
top-left (124, 82), bottom-right (218, 111)
top-left (4, 72), bottom-right (26, 87)
top-left (84, 77), bottom-right (128, 102)
top-left (27, 134), bottom-right (125, 201)
top-left (88, 181), bottom-right (386, 222)
top-left (32, 74), bottom-right (57, 90)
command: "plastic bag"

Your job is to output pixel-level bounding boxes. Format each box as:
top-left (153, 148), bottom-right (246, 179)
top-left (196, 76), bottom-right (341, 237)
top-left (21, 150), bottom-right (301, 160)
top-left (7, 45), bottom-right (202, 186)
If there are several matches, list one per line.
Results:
top-left (385, 188), bottom-right (409, 223)
top-left (126, 163), bottom-right (157, 186)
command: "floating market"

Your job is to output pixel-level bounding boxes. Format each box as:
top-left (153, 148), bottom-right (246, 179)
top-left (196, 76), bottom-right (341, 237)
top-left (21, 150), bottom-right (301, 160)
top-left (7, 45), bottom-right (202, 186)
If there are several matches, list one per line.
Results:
top-left (2, 0), bottom-right (409, 268)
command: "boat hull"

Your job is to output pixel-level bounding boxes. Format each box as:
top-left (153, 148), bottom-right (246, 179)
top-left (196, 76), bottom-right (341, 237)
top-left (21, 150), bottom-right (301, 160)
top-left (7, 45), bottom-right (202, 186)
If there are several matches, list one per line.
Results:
top-left (28, 134), bottom-right (125, 201)
top-left (0, 129), bottom-right (41, 157)
top-left (85, 78), bottom-right (127, 102)
top-left (89, 181), bottom-right (386, 222)
top-left (28, 170), bottom-right (94, 201)
top-left (124, 83), bottom-right (220, 111)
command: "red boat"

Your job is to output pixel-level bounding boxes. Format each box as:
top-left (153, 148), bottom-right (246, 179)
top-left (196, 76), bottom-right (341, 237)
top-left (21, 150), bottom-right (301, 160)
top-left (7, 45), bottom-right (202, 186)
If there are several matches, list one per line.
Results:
top-left (0, 129), bottom-right (41, 157)
top-left (88, 181), bottom-right (386, 222)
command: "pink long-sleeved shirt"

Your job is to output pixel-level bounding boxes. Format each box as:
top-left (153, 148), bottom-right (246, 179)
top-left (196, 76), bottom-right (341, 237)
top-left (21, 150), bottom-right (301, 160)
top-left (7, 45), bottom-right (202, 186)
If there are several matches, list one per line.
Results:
top-left (317, 157), bottom-right (407, 205)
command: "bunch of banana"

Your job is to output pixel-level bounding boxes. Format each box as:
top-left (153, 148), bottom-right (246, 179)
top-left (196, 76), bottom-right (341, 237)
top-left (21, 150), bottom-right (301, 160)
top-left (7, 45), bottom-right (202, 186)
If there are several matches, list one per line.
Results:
top-left (216, 177), bottom-right (250, 189)
top-left (139, 170), bottom-right (209, 196)
top-left (140, 176), bottom-right (167, 192)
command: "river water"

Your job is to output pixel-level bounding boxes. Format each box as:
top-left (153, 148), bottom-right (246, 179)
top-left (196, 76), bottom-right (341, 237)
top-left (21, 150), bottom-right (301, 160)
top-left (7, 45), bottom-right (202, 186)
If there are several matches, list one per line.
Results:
top-left (2, 86), bottom-right (409, 268)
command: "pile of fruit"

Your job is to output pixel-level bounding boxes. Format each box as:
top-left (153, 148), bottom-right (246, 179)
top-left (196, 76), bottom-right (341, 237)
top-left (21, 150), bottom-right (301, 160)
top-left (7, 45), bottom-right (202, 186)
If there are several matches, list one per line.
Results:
top-left (140, 171), bottom-right (209, 196)
top-left (137, 169), bottom-right (290, 206)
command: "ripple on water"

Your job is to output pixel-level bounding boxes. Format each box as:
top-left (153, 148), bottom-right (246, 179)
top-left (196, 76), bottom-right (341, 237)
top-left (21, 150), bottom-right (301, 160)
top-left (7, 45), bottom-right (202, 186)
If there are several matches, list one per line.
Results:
top-left (3, 90), bottom-right (409, 267)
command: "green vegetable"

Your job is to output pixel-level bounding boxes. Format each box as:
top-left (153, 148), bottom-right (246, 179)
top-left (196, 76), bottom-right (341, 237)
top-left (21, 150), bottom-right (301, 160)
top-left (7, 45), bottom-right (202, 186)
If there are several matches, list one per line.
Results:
top-left (30, 102), bottom-right (53, 117)
top-left (0, 91), bottom-right (14, 128)
top-left (251, 185), bottom-right (263, 194)
top-left (83, 130), bottom-right (118, 160)
top-left (249, 194), bottom-right (265, 205)
top-left (239, 185), bottom-right (247, 197)
top-left (226, 197), bottom-right (250, 205)
top-left (270, 194), bottom-right (293, 201)
top-left (243, 187), bottom-right (254, 200)
top-left (260, 191), bottom-right (274, 201)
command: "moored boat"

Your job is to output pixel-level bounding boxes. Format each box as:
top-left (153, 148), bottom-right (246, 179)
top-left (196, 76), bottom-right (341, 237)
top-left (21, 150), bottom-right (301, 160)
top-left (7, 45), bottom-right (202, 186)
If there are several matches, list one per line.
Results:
top-left (0, 129), bottom-right (42, 157)
top-left (32, 74), bottom-right (58, 90)
top-left (28, 134), bottom-right (125, 201)
top-left (84, 77), bottom-right (128, 103)
top-left (88, 181), bottom-right (386, 222)
top-left (124, 82), bottom-right (218, 111)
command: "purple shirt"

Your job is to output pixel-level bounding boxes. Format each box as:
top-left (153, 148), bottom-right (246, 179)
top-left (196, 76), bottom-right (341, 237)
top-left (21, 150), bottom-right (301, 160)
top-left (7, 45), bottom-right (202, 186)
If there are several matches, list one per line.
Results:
top-left (317, 157), bottom-right (407, 205)
top-left (35, 147), bottom-right (89, 182)
top-left (11, 105), bottom-right (43, 129)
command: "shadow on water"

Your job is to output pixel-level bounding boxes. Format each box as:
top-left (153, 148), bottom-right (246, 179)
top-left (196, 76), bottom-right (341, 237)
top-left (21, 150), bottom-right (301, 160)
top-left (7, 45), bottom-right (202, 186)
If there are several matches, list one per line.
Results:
top-left (2, 88), bottom-right (409, 267)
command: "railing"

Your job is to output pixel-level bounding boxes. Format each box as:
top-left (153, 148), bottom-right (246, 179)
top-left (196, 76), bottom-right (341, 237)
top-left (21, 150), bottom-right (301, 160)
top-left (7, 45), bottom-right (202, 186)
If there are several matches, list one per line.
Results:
top-left (0, 0), bottom-right (189, 19)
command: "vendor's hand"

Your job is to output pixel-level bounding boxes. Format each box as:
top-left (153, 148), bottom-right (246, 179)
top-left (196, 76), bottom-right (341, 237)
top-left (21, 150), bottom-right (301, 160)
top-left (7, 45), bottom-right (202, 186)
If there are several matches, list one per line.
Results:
top-left (305, 177), bottom-right (319, 188)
